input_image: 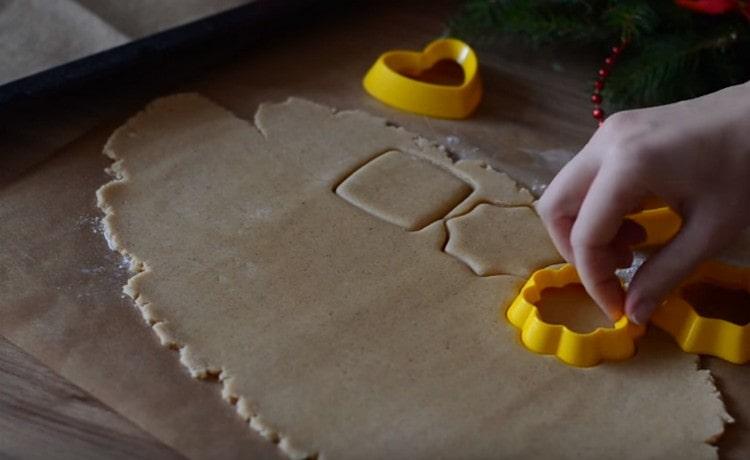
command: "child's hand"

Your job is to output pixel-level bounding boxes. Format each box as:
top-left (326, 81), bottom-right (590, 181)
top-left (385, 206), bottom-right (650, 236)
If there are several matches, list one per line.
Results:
top-left (536, 82), bottom-right (750, 325)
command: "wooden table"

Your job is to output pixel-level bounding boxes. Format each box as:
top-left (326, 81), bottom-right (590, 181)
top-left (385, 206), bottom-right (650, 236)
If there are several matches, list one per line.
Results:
top-left (1, 1), bottom-right (748, 458)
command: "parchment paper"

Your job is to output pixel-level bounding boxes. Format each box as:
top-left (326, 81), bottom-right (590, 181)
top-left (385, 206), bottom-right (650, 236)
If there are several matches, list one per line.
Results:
top-left (0, 131), bottom-right (281, 459)
top-left (2, 2), bottom-right (750, 458)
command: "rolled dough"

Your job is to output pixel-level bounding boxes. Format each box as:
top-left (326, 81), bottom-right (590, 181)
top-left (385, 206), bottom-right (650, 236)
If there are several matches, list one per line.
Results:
top-left (97, 94), bottom-right (730, 459)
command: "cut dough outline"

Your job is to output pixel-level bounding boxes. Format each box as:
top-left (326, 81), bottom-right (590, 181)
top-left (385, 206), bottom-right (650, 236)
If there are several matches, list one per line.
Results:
top-left (444, 201), bottom-right (563, 277)
top-left (334, 149), bottom-right (474, 231)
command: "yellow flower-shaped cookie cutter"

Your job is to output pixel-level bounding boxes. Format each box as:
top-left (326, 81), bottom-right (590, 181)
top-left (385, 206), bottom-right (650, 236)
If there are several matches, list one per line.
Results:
top-left (507, 264), bottom-right (645, 367)
top-left (627, 204), bottom-right (750, 363)
top-left (651, 261), bottom-right (750, 364)
top-left (362, 38), bottom-right (482, 119)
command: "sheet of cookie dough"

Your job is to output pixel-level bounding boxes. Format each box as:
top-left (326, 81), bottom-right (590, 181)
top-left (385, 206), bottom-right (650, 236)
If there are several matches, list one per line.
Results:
top-left (97, 94), bottom-right (730, 459)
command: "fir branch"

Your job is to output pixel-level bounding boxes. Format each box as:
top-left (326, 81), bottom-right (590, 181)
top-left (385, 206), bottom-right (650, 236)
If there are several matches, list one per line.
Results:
top-left (450, 0), bottom-right (613, 47)
top-left (450, 0), bottom-right (750, 110)
top-left (604, 34), bottom-right (701, 108)
top-left (605, 27), bottom-right (749, 108)
top-left (603, 1), bottom-right (658, 42)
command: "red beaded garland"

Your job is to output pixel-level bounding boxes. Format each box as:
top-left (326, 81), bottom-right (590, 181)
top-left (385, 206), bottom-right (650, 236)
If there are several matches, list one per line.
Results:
top-left (591, 38), bottom-right (628, 126)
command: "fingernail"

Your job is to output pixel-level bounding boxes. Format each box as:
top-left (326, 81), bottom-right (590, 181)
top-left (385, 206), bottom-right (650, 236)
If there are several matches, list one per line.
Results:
top-left (628, 302), bottom-right (652, 325)
top-left (605, 308), bottom-right (623, 322)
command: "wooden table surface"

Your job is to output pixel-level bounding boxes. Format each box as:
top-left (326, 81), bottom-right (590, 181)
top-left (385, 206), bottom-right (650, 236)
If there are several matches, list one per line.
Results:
top-left (0, 339), bottom-right (180, 459)
top-left (1, 1), bottom-right (748, 459)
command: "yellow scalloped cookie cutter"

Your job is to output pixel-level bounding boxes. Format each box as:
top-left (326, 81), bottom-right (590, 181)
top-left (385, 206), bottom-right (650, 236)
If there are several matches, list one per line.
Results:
top-left (505, 205), bottom-right (673, 367)
top-left (623, 205), bottom-right (750, 363)
top-left (507, 264), bottom-right (646, 367)
top-left (652, 261), bottom-right (750, 364)
top-left (362, 38), bottom-right (482, 119)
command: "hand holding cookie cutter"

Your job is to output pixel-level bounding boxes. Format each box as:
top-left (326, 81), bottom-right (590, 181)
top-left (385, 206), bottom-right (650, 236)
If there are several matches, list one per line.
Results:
top-left (509, 205), bottom-right (750, 366)
top-left (507, 264), bottom-right (645, 367)
top-left (622, 205), bottom-right (750, 363)
top-left (505, 206), bottom-right (675, 367)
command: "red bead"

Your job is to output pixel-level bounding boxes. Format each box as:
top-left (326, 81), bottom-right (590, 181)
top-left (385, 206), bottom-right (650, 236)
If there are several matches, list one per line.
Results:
top-left (597, 68), bottom-right (609, 78)
top-left (611, 45), bottom-right (622, 55)
top-left (594, 80), bottom-right (605, 91)
top-left (591, 93), bottom-right (602, 104)
top-left (604, 56), bottom-right (615, 66)
top-left (592, 108), bottom-right (605, 120)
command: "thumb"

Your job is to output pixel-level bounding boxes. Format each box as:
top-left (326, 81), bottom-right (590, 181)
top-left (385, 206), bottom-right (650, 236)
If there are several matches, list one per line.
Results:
top-left (625, 210), bottom-right (735, 325)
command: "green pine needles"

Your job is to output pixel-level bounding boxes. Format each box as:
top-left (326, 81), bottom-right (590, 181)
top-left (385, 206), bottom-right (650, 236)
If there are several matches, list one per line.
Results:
top-left (450, 0), bottom-right (750, 110)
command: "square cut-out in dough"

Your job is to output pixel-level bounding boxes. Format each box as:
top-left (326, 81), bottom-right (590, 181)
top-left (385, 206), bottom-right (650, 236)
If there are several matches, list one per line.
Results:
top-left (336, 150), bottom-right (471, 230)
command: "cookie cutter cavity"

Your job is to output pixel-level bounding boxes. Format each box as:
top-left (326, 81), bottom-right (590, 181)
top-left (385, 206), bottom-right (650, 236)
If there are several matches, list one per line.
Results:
top-left (652, 261), bottom-right (750, 364)
top-left (506, 264), bottom-right (645, 367)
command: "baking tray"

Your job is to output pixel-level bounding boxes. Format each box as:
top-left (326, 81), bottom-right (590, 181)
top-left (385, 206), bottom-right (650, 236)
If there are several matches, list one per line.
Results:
top-left (0, 0), bottom-right (338, 106)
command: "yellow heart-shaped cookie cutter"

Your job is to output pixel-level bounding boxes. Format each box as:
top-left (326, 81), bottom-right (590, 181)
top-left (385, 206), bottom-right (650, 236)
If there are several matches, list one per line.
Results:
top-left (363, 38), bottom-right (482, 119)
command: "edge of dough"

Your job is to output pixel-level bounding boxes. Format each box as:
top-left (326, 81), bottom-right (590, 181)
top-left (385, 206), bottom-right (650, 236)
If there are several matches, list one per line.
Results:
top-left (95, 93), bottom-right (733, 459)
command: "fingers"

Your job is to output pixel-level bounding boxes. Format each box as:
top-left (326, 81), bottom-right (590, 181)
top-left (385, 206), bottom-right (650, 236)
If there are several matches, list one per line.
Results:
top-left (625, 209), bottom-right (736, 324)
top-left (538, 146), bottom-right (646, 320)
top-left (569, 166), bottom-right (645, 320)
top-left (537, 152), bottom-right (598, 264)
top-left (575, 245), bottom-right (626, 321)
